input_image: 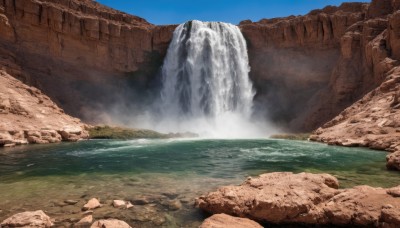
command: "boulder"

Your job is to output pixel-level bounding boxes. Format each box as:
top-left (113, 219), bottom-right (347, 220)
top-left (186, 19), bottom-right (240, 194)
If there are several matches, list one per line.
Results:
top-left (1, 210), bottom-right (53, 227)
top-left (82, 198), bottom-right (101, 211)
top-left (74, 215), bottom-right (93, 228)
top-left (196, 172), bottom-right (400, 226)
top-left (90, 219), bottom-right (131, 228)
top-left (200, 214), bottom-right (263, 228)
top-left (112, 200), bottom-right (126, 208)
top-left (196, 172), bottom-right (339, 224)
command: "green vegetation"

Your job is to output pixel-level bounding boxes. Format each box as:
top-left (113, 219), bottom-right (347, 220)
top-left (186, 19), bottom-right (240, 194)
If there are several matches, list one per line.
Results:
top-left (270, 133), bottom-right (310, 141)
top-left (88, 125), bottom-right (199, 140)
top-left (88, 125), bottom-right (169, 140)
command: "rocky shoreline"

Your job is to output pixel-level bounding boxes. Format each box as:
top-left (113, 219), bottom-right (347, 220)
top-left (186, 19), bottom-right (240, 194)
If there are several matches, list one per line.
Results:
top-left (196, 172), bottom-right (400, 227)
top-left (2, 172), bottom-right (399, 227)
top-left (309, 66), bottom-right (400, 170)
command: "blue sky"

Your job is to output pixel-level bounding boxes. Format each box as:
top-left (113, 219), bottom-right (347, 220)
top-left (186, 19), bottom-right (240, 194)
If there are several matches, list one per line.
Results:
top-left (97, 0), bottom-right (370, 25)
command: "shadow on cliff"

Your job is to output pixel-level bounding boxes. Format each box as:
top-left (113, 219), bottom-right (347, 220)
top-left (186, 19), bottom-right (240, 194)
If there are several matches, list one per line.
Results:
top-left (249, 47), bottom-right (341, 132)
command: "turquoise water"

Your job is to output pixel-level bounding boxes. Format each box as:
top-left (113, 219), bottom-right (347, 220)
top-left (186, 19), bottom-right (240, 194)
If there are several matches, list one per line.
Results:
top-left (0, 139), bottom-right (398, 227)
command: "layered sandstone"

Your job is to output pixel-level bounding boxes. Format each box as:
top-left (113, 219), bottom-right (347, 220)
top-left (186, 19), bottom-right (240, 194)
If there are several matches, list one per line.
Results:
top-left (196, 172), bottom-right (400, 227)
top-left (0, 0), bottom-right (383, 133)
top-left (1, 0), bottom-right (400, 140)
top-left (0, 70), bottom-right (88, 146)
top-left (240, 0), bottom-right (400, 131)
top-left (0, 0), bottom-right (175, 125)
top-left (310, 3), bottom-right (400, 170)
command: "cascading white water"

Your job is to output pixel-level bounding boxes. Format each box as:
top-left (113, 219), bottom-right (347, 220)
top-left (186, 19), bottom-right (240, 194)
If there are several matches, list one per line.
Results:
top-left (155, 20), bottom-right (264, 138)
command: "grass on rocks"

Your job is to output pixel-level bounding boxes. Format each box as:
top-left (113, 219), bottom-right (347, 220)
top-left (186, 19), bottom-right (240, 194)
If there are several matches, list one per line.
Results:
top-left (88, 125), bottom-right (199, 140)
top-left (269, 133), bottom-right (310, 141)
top-left (88, 125), bottom-right (169, 140)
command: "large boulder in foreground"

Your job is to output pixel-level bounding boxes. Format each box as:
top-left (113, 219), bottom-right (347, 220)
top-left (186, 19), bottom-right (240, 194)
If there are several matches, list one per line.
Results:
top-left (200, 214), bottom-right (263, 228)
top-left (1, 210), bottom-right (53, 227)
top-left (196, 172), bottom-right (400, 227)
top-left (0, 70), bottom-right (89, 147)
top-left (196, 172), bottom-right (339, 224)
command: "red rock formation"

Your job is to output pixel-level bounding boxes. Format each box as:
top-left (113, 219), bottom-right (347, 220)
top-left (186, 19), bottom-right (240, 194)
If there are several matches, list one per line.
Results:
top-left (196, 172), bottom-right (400, 227)
top-left (240, 3), bottom-right (370, 131)
top-left (200, 214), bottom-right (263, 228)
top-left (0, 70), bottom-right (88, 146)
top-left (0, 0), bottom-right (176, 124)
top-left (239, 0), bottom-right (400, 133)
top-left (310, 1), bottom-right (400, 169)
top-left (1, 210), bottom-right (53, 227)
top-left (0, 0), bottom-right (399, 138)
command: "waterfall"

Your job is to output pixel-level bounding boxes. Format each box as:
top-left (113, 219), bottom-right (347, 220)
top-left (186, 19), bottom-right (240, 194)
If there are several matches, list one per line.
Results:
top-left (155, 20), bottom-right (263, 138)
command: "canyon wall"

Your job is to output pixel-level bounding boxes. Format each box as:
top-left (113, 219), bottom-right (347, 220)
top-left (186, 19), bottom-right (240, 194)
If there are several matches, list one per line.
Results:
top-left (310, 0), bottom-right (400, 169)
top-left (0, 0), bottom-right (399, 137)
top-left (0, 0), bottom-right (175, 124)
top-left (240, 1), bottom-right (399, 131)
top-left (0, 69), bottom-right (88, 146)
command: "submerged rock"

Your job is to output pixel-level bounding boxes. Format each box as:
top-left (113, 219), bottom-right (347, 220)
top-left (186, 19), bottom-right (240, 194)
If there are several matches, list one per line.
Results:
top-left (112, 200), bottom-right (126, 208)
top-left (162, 200), bottom-right (182, 211)
top-left (126, 202), bottom-right (134, 209)
top-left (74, 215), bottom-right (93, 228)
top-left (200, 214), bottom-right (263, 228)
top-left (64, 199), bottom-right (79, 205)
top-left (90, 219), bottom-right (131, 228)
top-left (82, 198), bottom-right (101, 211)
top-left (196, 172), bottom-right (400, 226)
top-left (1, 210), bottom-right (53, 227)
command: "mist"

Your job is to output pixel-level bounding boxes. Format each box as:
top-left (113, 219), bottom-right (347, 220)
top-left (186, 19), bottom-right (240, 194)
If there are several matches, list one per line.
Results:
top-left (77, 21), bottom-right (277, 139)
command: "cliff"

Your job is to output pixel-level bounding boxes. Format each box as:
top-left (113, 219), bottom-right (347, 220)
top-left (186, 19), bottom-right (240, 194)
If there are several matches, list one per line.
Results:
top-left (0, 70), bottom-right (88, 146)
top-left (0, 0), bottom-right (175, 124)
top-left (239, 1), bottom-right (400, 132)
top-left (310, 1), bottom-right (400, 170)
top-left (1, 0), bottom-right (400, 149)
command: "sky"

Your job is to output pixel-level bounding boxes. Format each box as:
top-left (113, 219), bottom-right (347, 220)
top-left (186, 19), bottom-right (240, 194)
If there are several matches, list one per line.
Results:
top-left (96, 0), bottom-right (371, 25)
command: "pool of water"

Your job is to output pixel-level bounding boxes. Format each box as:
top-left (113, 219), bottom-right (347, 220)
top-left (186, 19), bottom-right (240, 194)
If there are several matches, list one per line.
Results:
top-left (0, 139), bottom-right (398, 227)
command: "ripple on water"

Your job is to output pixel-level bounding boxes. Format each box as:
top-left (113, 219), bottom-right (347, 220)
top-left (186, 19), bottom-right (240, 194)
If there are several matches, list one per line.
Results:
top-left (0, 139), bottom-right (398, 226)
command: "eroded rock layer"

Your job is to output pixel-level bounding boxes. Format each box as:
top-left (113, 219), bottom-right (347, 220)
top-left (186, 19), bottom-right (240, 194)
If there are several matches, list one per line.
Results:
top-left (0, 0), bottom-right (176, 124)
top-left (240, 0), bottom-right (400, 131)
top-left (310, 2), bottom-right (400, 170)
top-left (0, 70), bottom-right (88, 146)
top-left (196, 172), bottom-right (400, 227)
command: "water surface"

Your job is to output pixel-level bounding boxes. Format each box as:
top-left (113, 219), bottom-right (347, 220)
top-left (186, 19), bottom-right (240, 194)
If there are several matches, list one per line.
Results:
top-left (0, 139), bottom-right (398, 227)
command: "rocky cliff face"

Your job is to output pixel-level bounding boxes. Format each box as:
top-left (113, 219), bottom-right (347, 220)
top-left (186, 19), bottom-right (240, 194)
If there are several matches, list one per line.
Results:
top-left (0, 70), bottom-right (88, 146)
top-left (0, 0), bottom-right (399, 138)
top-left (309, 0), bottom-right (400, 169)
top-left (239, 1), bottom-right (400, 131)
top-left (0, 0), bottom-right (175, 125)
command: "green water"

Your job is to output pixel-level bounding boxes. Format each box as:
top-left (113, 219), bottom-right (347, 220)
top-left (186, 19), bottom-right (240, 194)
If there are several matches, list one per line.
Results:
top-left (0, 139), bottom-right (398, 227)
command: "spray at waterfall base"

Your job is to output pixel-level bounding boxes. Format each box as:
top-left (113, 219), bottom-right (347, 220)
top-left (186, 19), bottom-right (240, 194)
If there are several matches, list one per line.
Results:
top-left (138, 20), bottom-right (271, 138)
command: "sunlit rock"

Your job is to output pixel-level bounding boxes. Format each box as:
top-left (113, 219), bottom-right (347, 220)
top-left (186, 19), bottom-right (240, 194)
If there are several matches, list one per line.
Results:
top-left (196, 172), bottom-right (400, 226)
top-left (1, 210), bottom-right (53, 227)
top-left (90, 219), bottom-right (131, 228)
top-left (200, 214), bottom-right (263, 228)
top-left (82, 198), bottom-right (101, 211)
